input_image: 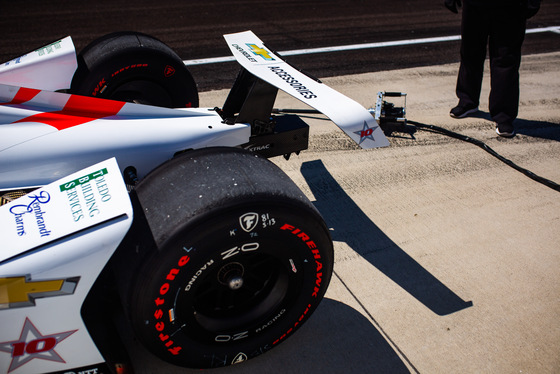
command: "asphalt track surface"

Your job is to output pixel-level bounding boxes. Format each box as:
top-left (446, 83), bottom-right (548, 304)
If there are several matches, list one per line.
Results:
top-left (136, 54), bottom-right (560, 373)
top-left (1, 0), bottom-right (559, 91)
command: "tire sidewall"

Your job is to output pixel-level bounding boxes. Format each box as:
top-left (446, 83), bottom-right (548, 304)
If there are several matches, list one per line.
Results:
top-left (129, 201), bottom-right (332, 368)
top-left (73, 49), bottom-right (197, 108)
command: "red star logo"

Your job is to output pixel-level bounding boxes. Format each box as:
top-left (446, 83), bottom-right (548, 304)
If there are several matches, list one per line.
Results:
top-left (0, 318), bottom-right (77, 372)
top-left (354, 120), bottom-right (379, 144)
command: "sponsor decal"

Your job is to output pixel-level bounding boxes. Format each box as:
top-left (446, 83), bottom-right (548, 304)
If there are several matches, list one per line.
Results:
top-left (1, 158), bottom-right (130, 261)
top-left (60, 168), bottom-right (109, 192)
top-left (184, 260), bottom-right (214, 292)
top-left (55, 364), bottom-right (106, 374)
top-left (214, 332), bottom-right (248, 343)
top-left (0, 276), bottom-right (78, 309)
top-left (255, 309), bottom-right (286, 333)
top-left (34, 40), bottom-right (63, 57)
top-left (61, 168), bottom-right (111, 222)
top-left (207, 346), bottom-right (271, 368)
top-left (272, 222), bottom-right (325, 346)
top-left (110, 63), bottom-right (148, 78)
top-left (232, 352), bottom-right (248, 365)
top-left (9, 191), bottom-right (52, 238)
top-left (354, 121), bottom-right (379, 145)
top-left (164, 65), bottom-right (176, 77)
top-left (231, 44), bottom-right (258, 63)
top-left (245, 143), bottom-right (271, 153)
top-left (221, 242), bottom-right (259, 261)
top-left (267, 67), bottom-right (317, 100)
top-left (152, 255), bottom-right (190, 356)
top-left (0, 318), bottom-right (77, 373)
top-left (279, 223), bottom-right (323, 297)
top-left (2, 56), bottom-right (24, 68)
top-left (239, 212), bottom-right (259, 232)
top-left (246, 44), bottom-right (275, 61)
top-left (289, 259), bottom-right (297, 273)
top-left (91, 79), bottom-right (107, 97)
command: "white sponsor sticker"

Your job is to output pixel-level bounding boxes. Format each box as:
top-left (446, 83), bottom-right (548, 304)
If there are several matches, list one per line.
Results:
top-left (0, 158), bottom-right (131, 261)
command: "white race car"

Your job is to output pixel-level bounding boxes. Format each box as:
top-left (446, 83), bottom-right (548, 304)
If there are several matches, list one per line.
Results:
top-left (0, 31), bottom-right (388, 373)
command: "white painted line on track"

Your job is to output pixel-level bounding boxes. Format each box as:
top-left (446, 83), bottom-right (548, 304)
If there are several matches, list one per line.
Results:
top-left (183, 26), bottom-right (560, 66)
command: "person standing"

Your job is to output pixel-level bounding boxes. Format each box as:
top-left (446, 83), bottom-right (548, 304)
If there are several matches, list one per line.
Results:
top-left (445, 0), bottom-right (541, 137)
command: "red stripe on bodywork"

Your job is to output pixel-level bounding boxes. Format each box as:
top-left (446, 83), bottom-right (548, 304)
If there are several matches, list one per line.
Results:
top-left (14, 94), bottom-right (126, 131)
top-left (0, 87), bottom-right (41, 105)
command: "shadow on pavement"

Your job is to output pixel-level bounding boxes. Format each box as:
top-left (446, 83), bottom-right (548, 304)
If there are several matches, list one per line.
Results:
top-left (515, 118), bottom-right (560, 141)
top-left (126, 298), bottom-right (411, 373)
top-left (126, 160), bottom-right (472, 373)
top-left (240, 298), bottom-right (413, 374)
top-left (300, 160), bottom-right (473, 316)
top-left (466, 110), bottom-right (560, 141)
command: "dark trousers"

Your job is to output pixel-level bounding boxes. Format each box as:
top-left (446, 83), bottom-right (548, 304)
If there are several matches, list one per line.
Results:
top-left (456, 2), bottom-right (526, 125)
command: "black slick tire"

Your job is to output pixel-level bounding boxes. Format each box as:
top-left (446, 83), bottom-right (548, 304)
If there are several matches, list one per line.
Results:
top-left (70, 32), bottom-right (198, 108)
top-left (126, 147), bottom-right (333, 369)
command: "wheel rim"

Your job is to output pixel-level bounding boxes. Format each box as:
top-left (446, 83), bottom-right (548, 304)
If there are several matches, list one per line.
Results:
top-left (176, 251), bottom-right (295, 336)
top-left (108, 79), bottom-right (173, 106)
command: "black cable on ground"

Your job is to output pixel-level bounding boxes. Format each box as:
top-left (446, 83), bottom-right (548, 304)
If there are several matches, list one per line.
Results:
top-left (407, 120), bottom-right (560, 193)
top-left (273, 108), bottom-right (560, 193)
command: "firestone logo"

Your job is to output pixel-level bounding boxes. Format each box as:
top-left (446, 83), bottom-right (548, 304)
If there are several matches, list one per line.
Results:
top-left (239, 212), bottom-right (259, 232)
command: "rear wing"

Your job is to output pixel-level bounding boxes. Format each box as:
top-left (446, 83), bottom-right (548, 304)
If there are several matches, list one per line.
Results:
top-left (223, 31), bottom-right (389, 149)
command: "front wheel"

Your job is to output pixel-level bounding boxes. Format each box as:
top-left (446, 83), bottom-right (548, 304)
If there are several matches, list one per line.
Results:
top-left (125, 148), bottom-right (333, 368)
top-left (70, 32), bottom-right (198, 108)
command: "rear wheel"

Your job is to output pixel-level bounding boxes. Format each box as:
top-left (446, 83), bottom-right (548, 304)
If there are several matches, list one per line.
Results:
top-left (126, 148), bottom-right (333, 368)
top-left (70, 32), bottom-right (198, 108)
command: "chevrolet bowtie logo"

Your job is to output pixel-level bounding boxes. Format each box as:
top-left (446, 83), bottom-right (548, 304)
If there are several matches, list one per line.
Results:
top-left (246, 43), bottom-right (275, 61)
top-left (0, 276), bottom-right (79, 309)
